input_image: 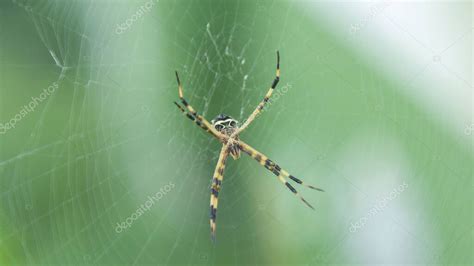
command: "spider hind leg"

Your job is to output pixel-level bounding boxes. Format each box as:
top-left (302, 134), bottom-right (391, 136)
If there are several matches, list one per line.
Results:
top-left (238, 140), bottom-right (324, 209)
top-left (210, 146), bottom-right (230, 241)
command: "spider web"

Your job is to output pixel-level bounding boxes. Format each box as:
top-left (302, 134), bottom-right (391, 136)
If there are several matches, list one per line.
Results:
top-left (0, 0), bottom-right (472, 265)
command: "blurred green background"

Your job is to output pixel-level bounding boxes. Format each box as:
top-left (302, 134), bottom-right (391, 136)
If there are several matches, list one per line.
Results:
top-left (0, 0), bottom-right (472, 265)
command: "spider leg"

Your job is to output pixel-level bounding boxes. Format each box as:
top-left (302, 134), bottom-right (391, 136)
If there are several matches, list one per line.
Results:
top-left (173, 102), bottom-right (224, 141)
top-left (175, 71), bottom-right (225, 140)
top-left (231, 51), bottom-right (280, 137)
top-left (238, 140), bottom-right (323, 210)
top-left (210, 145), bottom-right (230, 241)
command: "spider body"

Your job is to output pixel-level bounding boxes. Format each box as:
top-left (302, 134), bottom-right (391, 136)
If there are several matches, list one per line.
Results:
top-left (212, 114), bottom-right (240, 159)
top-left (173, 51), bottom-right (324, 241)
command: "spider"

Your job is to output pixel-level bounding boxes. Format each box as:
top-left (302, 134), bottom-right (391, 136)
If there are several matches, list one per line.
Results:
top-left (173, 51), bottom-right (324, 241)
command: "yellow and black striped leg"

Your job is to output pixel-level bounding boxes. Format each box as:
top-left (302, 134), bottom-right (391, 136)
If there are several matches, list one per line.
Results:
top-left (173, 102), bottom-right (225, 142)
top-left (175, 71), bottom-right (225, 140)
top-left (210, 145), bottom-right (230, 241)
top-left (232, 51), bottom-right (280, 137)
top-left (238, 140), bottom-right (323, 210)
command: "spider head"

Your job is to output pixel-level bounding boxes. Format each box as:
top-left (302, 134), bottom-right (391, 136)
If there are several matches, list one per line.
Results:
top-left (211, 114), bottom-right (238, 132)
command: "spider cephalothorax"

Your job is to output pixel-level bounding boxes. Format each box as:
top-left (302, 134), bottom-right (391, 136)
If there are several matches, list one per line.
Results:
top-left (212, 114), bottom-right (240, 159)
top-left (211, 114), bottom-right (238, 133)
top-left (173, 51), bottom-right (324, 241)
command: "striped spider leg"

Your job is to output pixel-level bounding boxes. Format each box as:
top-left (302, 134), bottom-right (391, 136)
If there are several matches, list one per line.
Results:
top-left (229, 51), bottom-right (280, 139)
top-left (173, 102), bottom-right (235, 241)
top-left (209, 145), bottom-right (230, 241)
top-left (175, 71), bottom-right (226, 141)
top-left (173, 102), bottom-right (223, 141)
top-left (238, 140), bottom-right (324, 210)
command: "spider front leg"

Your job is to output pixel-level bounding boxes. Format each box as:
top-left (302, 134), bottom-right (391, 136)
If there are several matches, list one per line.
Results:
top-left (175, 71), bottom-right (225, 140)
top-left (231, 51), bottom-right (280, 137)
top-left (238, 140), bottom-right (323, 210)
top-left (173, 102), bottom-right (225, 142)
